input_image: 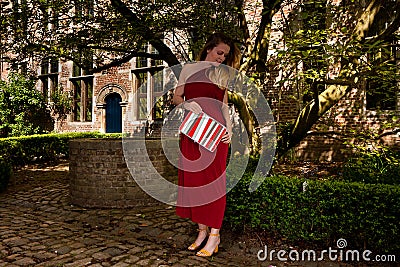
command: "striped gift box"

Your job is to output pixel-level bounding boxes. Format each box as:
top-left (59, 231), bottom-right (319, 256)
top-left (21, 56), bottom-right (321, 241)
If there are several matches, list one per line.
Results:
top-left (179, 111), bottom-right (227, 152)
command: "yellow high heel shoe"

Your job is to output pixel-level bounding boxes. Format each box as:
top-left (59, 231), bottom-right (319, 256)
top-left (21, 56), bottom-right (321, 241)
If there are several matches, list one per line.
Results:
top-left (196, 233), bottom-right (220, 257)
top-left (187, 228), bottom-right (209, 251)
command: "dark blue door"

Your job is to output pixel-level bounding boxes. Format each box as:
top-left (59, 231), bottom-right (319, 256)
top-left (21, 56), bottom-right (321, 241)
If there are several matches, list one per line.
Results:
top-left (105, 93), bottom-right (122, 133)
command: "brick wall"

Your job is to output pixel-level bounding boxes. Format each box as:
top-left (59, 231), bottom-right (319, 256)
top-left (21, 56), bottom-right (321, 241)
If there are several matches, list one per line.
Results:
top-left (290, 87), bottom-right (400, 161)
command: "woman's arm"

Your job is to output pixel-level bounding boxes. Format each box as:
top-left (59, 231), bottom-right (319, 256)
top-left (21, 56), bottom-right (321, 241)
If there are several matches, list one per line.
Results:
top-left (172, 65), bottom-right (202, 114)
top-left (172, 84), bottom-right (185, 106)
top-left (221, 89), bottom-right (232, 143)
top-left (173, 65), bottom-right (187, 106)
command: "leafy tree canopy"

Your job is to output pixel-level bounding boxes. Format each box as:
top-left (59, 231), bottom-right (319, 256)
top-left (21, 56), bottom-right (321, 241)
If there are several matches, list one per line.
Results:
top-left (1, 0), bottom-right (399, 155)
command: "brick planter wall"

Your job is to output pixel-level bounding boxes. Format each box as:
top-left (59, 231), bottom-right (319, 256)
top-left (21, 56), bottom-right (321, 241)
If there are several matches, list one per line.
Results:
top-left (69, 138), bottom-right (178, 208)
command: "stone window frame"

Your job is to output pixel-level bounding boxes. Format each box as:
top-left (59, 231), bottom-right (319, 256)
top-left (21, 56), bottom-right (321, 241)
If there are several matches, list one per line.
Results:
top-left (96, 83), bottom-right (128, 106)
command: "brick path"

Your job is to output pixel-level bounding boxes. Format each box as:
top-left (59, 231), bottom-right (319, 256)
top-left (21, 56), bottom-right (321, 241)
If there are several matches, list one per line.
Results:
top-left (0, 162), bottom-right (391, 267)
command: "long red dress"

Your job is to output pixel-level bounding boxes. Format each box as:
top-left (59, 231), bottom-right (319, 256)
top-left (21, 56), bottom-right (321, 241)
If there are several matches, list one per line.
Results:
top-left (175, 68), bottom-right (229, 229)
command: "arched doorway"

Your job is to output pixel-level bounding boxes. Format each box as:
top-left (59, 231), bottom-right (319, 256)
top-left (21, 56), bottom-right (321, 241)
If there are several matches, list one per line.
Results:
top-left (105, 93), bottom-right (122, 133)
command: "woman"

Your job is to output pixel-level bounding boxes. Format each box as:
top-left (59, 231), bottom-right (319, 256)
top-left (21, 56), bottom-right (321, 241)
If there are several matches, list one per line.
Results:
top-left (173, 33), bottom-right (241, 257)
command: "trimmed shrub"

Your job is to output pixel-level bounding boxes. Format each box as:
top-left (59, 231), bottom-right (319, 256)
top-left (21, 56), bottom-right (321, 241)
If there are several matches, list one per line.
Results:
top-left (0, 158), bottom-right (12, 193)
top-left (341, 149), bottom-right (400, 185)
top-left (0, 132), bottom-right (122, 166)
top-left (0, 72), bottom-right (52, 137)
top-left (226, 172), bottom-right (400, 254)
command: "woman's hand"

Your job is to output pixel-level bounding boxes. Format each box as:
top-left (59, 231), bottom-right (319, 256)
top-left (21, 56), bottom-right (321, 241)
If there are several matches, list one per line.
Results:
top-left (182, 101), bottom-right (202, 114)
top-left (221, 131), bottom-right (232, 144)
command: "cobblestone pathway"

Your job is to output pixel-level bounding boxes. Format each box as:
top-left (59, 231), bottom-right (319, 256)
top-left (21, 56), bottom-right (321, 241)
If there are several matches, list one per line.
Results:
top-left (0, 162), bottom-right (393, 267)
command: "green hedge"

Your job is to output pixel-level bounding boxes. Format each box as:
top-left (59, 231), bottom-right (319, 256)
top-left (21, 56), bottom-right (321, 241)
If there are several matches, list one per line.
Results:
top-left (0, 158), bottom-right (12, 193)
top-left (341, 149), bottom-right (400, 185)
top-left (226, 172), bottom-right (400, 254)
top-left (0, 132), bottom-right (122, 166)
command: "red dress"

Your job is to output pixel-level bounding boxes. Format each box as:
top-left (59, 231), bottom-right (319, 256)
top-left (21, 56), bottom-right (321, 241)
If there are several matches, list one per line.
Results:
top-left (175, 68), bottom-right (229, 229)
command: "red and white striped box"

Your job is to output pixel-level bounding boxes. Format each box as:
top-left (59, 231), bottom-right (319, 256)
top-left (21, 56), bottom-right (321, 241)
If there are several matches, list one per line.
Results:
top-left (179, 111), bottom-right (227, 152)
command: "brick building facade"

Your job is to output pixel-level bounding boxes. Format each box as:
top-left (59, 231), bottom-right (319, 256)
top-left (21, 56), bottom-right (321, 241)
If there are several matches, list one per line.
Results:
top-left (34, 47), bottom-right (168, 136)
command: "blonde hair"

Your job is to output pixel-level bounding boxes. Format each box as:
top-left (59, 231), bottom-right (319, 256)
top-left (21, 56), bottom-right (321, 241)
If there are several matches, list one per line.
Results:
top-left (206, 64), bottom-right (238, 90)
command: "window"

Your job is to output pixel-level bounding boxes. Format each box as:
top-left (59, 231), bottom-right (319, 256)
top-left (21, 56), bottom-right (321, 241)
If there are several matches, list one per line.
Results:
top-left (366, 40), bottom-right (399, 111)
top-left (300, 0), bottom-right (327, 34)
top-left (38, 58), bottom-right (59, 103)
top-left (365, 4), bottom-right (399, 111)
top-left (136, 44), bottom-right (149, 69)
top-left (10, 61), bottom-right (27, 76)
top-left (150, 45), bottom-right (164, 68)
top-left (74, 0), bottom-right (94, 21)
top-left (69, 62), bottom-right (93, 122)
top-left (48, 6), bottom-right (59, 31)
top-left (132, 44), bottom-right (164, 120)
top-left (137, 72), bottom-right (148, 120)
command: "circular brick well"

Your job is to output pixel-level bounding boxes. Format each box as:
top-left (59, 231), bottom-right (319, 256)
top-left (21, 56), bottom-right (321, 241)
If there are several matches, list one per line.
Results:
top-left (69, 138), bottom-right (178, 208)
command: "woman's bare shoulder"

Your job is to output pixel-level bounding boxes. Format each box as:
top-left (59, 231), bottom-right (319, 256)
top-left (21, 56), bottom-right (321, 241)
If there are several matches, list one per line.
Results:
top-left (181, 62), bottom-right (201, 76)
top-left (180, 61), bottom-right (211, 81)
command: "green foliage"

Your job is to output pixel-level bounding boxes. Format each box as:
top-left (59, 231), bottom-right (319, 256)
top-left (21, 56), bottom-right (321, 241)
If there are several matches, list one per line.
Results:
top-left (50, 89), bottom-right (72, 120)
top-left (0, 158), bottom-right (12, 193)
top-left (1, 0), bottom-right (243, 70)
top-left (226, 172), bottom-right (400, 254)
top-left (0, 72), bottom-right (52, 138)
top-left (342, 148), bottom-right (400, 185)
top-left (0, 132), bottom-right (122, 166)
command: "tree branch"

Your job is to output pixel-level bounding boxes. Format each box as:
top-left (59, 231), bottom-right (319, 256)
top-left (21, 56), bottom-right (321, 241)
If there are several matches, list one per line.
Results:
top-left (241, 0), bottom-right (282, 74)
top-left (235, 0), bottom-right (250, 42)
top-left (90, 52), bottom-right (136, 73)
top-left (110, 0), bottom-right (180, 70)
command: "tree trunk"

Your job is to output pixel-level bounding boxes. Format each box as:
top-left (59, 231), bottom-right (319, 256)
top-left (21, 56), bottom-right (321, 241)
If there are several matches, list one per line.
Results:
top-left (228, 91), bottom-right (261, 154)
